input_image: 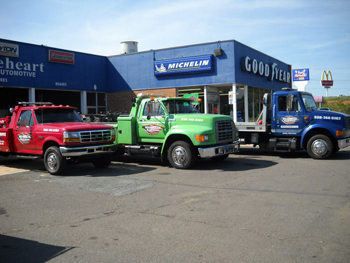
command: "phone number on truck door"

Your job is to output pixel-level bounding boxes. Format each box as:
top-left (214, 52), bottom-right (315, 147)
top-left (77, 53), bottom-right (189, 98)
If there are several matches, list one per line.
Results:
top-left (314, 116), bottom-right (341, 120)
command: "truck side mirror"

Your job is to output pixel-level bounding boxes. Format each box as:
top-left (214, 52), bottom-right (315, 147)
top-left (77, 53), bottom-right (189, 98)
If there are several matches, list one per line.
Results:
top-left (262, 94), bottom-right (268, 105)
top-left (286, 94), bottom-right (293, 113)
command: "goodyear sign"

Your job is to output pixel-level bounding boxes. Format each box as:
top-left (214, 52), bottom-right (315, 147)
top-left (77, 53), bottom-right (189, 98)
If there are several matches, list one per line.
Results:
top-left (154, 55), bottom-right (213, 76)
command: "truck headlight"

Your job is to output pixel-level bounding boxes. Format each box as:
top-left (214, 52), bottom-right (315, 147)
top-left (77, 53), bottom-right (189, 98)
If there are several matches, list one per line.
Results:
top-left (195, 135), bottom-right (209, 142)
top-left (63, 132), bottom-right (80, 143)
top-left (111, 128), bottom-right (116, 140)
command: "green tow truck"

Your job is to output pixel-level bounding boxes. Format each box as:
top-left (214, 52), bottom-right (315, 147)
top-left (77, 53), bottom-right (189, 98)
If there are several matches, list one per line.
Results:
top-left (108, 93), bottom-right (240, 169)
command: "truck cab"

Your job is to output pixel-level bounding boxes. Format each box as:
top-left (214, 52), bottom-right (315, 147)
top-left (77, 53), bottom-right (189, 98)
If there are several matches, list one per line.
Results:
top-left (237, 90), bottom-right (350, 159)
top-left (113, 93), bottom-right (240, 169)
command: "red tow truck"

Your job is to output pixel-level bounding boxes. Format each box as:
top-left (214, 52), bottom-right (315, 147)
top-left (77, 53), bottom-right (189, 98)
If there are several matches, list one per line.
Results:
top-left (0, 102), bottom-right (116, 175)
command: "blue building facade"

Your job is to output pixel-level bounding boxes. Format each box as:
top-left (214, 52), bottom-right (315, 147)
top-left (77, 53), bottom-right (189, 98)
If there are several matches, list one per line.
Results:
top-left (0, 38), bottom-right (291, 121)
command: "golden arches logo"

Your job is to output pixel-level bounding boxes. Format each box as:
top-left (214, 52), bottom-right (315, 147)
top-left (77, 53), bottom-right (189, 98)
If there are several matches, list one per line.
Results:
top-left (321, 70), bottom-right (333, 87)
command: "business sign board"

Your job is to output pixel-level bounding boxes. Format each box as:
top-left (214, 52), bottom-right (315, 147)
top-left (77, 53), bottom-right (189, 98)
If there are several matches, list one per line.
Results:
top-left (154, 55), bottom-right (213, 76)
top-left (49, 50), bottom-right (75, 64)
top-left (0, 42), bottom-right (19, 57)
top-left (241, 56), bottom-right (291, 84)
top-left (293, 68), bottom-right (309, 81)
top-left (321, 70), bottom-right (333, 88)
top-left (0, 40), bottom-right (106, 91)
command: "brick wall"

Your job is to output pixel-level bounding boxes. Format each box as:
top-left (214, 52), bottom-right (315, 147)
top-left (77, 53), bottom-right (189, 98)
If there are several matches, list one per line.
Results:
top-left (107, 88), bottom-right (177, 113)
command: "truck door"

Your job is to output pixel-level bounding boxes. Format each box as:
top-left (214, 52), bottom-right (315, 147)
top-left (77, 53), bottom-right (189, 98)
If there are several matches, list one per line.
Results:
top-left (13, 110), bottom-right (39, 153)
top-left (272, 94), bottom-right (305, 136)
top-left (137, 100), bottom-right (168, 143)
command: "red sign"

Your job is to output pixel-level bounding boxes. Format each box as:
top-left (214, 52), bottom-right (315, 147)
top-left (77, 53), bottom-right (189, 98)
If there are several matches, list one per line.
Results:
top-left (321, 80), bottom-right (333, 86)
top-left (49, 50), bottom-right (74, 64)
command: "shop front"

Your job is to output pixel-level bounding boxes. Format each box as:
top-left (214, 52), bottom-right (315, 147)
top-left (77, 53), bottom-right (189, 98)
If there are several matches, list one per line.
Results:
top-left (1, 38), bottom-right (291, 123)
top-left (0, 39), bottom-right (108, 117)
top-left (108, 40), bottom-right (292, 123)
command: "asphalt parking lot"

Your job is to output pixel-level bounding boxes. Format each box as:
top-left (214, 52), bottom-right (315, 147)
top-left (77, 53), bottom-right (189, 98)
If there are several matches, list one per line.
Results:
top-left (1, 147), bottom-right (350, 263)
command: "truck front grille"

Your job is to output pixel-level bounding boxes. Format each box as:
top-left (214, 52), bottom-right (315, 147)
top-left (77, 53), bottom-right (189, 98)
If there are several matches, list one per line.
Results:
top-left (80, 130), bottom-right (112, 143)
top-left (345, 116), bottom-right (350, 130)
top-left (216, 120), bottom-right (235, 143)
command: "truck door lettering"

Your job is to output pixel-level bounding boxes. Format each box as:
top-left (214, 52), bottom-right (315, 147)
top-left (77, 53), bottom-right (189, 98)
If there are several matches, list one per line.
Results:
top-left (17, 132), bottom-right (32, 144)
top-left (280, 116), bottom-right (300, 125)
top-left (142, 124), bottom-right (165, 135)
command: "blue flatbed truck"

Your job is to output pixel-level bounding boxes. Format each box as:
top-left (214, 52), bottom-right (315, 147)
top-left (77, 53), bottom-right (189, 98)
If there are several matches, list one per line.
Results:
top-left (236, 89), bottom-right (350, 159)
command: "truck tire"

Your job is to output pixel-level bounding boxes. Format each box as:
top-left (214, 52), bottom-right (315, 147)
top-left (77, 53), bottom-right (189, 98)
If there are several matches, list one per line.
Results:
top-left (44, 146), bottom-right (66, 175)
top-left (92, 154), bottom-right (112, 168)
top-left (306, 135), bottom-right (333, 159)
top-left (168, 141), bottom-right (195, 169)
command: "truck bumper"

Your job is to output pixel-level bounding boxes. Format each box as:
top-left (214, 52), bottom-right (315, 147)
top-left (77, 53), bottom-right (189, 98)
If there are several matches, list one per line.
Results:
top-left (338, 137), bottom-right (350, 149)
top-left (59, 144), bottom-right (117, 157)
top-left (198, 141), bottom-right (240, 158)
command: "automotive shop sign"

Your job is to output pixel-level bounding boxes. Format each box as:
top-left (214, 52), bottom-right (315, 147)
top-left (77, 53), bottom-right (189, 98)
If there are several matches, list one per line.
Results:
top-left (154, 55), bottom-right (213, 76)
top-left (0, 57), bottom-right (44, 78)
top-left (242, 56), bottom-right (291, 83)
top-left (49, 50), bottom-right (75, 64)
top-left (0, 42), bottom-right (19, 57)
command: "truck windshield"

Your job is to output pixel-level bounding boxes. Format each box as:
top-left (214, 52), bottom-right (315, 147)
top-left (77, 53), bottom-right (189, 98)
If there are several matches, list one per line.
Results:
top-left (163, 100), bottom-right (199, 114)
top-left (35, 108), bottom-right (83, 124)
top-left (301, 94), bottom-right (318, 111)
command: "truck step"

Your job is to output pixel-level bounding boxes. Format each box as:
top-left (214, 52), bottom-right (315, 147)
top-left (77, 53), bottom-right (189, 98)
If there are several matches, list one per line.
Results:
top-left (269, 137), bottom-right (298, 152)
top-left (124, 145), bottom-right (161, 157)
top-left (276, 141), bottom-right (290, 149)
top-left (17, 155), bottom-right (42, 160)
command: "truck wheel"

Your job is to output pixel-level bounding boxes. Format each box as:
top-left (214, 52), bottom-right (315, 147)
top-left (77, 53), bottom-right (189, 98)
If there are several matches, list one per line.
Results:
top-left (44, 146), bottom-right (66, 175)
top-left (92, 154), bottom-right (112, 168)
top-left (307, 135), bottom-right (333, 159)
top-left (168, 141), bottom-right (195, 169)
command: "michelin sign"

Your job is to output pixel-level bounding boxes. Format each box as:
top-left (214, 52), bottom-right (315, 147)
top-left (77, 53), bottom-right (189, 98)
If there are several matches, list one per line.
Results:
top-left (155, 55), bottom-right (213, 76)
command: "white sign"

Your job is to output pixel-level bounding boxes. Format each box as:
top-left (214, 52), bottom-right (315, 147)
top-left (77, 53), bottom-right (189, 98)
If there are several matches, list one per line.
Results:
top-left (0, 42), bottom-right (19, 57)
top-left (0, 57), bottom-right (45, 78)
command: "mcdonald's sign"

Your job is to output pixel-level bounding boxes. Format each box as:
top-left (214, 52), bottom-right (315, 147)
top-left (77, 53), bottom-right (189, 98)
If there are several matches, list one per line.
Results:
top-left (321, 70), bottom-right (333, 88)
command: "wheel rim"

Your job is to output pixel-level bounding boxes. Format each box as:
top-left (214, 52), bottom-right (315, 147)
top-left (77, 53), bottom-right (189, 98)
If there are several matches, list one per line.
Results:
top-left (47, 152), bottom-right (58, 171)
top-left (171, 146), bottom-right (188, 166)
top-left (311, 139), bottom-right (328, 156)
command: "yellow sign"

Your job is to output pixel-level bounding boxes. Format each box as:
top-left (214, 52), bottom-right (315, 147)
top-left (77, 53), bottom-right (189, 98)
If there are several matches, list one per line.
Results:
top-left (321, 70), bottom-right (333, 87)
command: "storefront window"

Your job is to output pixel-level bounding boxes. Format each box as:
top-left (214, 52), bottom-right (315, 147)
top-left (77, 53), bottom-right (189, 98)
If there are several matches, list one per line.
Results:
top-left (87, 92), bottom-right (107, 114)
top-left (87, 93), bottom-right (96, 106)
top-left (236, 87), bottom-right (245, 121)
top-left (248, 87), bottom-right (271, 122)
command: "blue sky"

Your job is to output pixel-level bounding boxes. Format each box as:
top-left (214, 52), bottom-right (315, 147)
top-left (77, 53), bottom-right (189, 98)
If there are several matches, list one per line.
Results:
top-left (2, 0), bottom-right (350, 96)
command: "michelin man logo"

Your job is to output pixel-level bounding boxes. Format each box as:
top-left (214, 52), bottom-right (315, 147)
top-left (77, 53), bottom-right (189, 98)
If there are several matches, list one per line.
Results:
top-left (155, 64), bottom-right (167, 73)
